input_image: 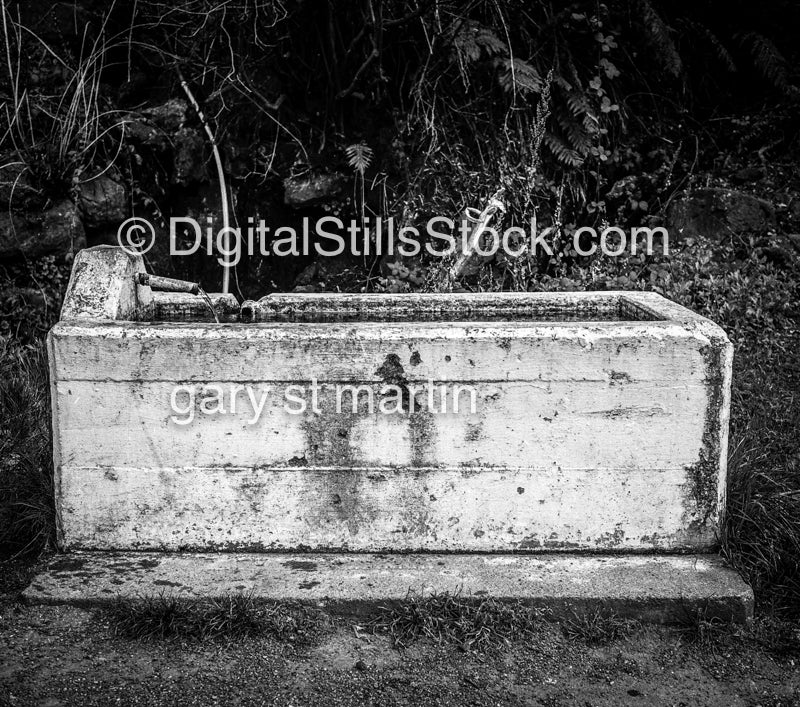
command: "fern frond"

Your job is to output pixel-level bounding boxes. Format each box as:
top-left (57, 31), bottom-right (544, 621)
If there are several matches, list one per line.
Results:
top-left (554, 74), bottom-right (573, 92)
top-left (544, 133), bottom-right (583, 167)
top-left (699, 26), bottom-right (737, 73)
top-left (475, 25), bottom-right (507, 56)
top-left (636, 0), bottom-right (682, 77)
top-left (564, 90), bottom-right (590, 116)
top-left (737, 32), bottom-right (798, 96)
top-left (346, 143), bottom-right (373, 175)
top-left (555, 117), bottom-right (591, 156)
top-left (451, 21), bottom-right (507, 65)
top-left (497, 57), bottom-right (542, 96)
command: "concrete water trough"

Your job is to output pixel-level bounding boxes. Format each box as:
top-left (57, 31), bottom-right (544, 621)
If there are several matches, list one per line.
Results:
top-left (48, 245), bottom-right (733, 554)
top-left (31, 245), bottom-right (752, 620)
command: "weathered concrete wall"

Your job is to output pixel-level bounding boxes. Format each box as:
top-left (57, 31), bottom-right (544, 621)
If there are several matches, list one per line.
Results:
top-left (49, 249), bottom-right (732, 553)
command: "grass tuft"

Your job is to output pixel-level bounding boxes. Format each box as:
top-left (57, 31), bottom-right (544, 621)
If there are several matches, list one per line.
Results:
top-left (749, 615), bottom-right (800, 657)
top-left (673, 606), bottom-right (735, 650)
top-left (722, 335), bottom-right (800, 618)
top-left (368, 591), bottom-right (548, 651)
top-left (561, 607), bottom-right (638, 646)
top-left (0, 343), bottom-right (54, 557)
top-left (104, 594), bottom-right (326, 643)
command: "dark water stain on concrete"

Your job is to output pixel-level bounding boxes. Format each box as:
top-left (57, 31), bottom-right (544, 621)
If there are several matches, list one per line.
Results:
top-left (283, 560), bottom-right (318, 572)
top-left (375, 354), bottom-right (408, 399)
top-left (50, 556), bottom-right (88, 573)
top-left (465, 421), bottom-right (483, 442)
top-left (375, 353), bottom-right (438, 467)
top-left (408, 400), bottom-right (436, 468)
top-left (681, 335), bottom-right (732, 544)
top-left (595, 525), bottom-right (626, 548)
top-left (302, 400), bottom-right (358, 467)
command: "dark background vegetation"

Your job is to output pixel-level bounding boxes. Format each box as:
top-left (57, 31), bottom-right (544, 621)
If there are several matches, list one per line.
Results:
top-left (0, 0), bottom-right (798, 622)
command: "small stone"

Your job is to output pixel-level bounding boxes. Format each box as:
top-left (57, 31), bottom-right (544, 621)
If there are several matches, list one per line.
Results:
top-left (143, 98), bottom-right (189, 132)
top-left (78, 174), bottom-right (128, 229)
top-left (125, 99), bottom-right (188, 151)
top-left (354, 660), bottom-right (368, 672)
top-left (294, 263), bottom-right (318, 287)
top-left (283, 172), bottom-right (347, 207)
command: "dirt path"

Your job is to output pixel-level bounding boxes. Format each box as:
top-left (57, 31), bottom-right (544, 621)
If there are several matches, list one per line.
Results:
top-left (1, 599), bottom-right (797, 707)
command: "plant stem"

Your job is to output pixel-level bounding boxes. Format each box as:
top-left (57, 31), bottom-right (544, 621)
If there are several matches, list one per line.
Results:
top-left (178, 69), bottom-right (232, 294)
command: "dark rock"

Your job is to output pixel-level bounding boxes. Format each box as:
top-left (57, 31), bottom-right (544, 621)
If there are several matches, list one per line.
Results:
top-left (0, 200), bottom-right (85, 259)
top-left (283, 172), bottom-right (347, 207)
top-left (125, 99), bottom-right (189, 151)
top-left (144, 99), bottom-right (189, 133)
top-left (118, 70), bottom-right (151, 105)
top-left (172, 128), bottom-right (208, 185)
top-left (731, 166), bottom-right (765, 184)
top-left (756, 245), bottom-right (794, 267)
top-left (294, 263), bottom-right (318, 287)
top-left (787, 234), bottom-right (800, 252)
top-left (125, 120), bottom-right (170, 151)
top-left (667, 188), bottom-right (776, 241)
top-left (78, 174), bottom-right (128, 229)
top-left (223, 142), bottom-right (252, 180)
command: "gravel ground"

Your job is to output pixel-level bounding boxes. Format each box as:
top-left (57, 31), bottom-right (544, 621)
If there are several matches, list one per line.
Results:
top-left (1, 597), bottom-right (798, 707)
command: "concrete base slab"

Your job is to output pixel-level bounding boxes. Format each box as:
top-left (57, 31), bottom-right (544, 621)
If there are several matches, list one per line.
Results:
top-left (22, 553), bottom-right (753, 624)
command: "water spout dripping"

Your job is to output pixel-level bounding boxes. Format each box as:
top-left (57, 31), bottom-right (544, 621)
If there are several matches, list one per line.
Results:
top-left (196, 287), bottom-right (220, 323)
top-left (135, 273), bottom-right (221, 323)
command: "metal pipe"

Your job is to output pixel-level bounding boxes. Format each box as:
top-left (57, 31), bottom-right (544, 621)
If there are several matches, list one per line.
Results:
top-left (450, 191), bottom-right (507, 282)
top-left (135, 272), bottom-right (200, 295)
